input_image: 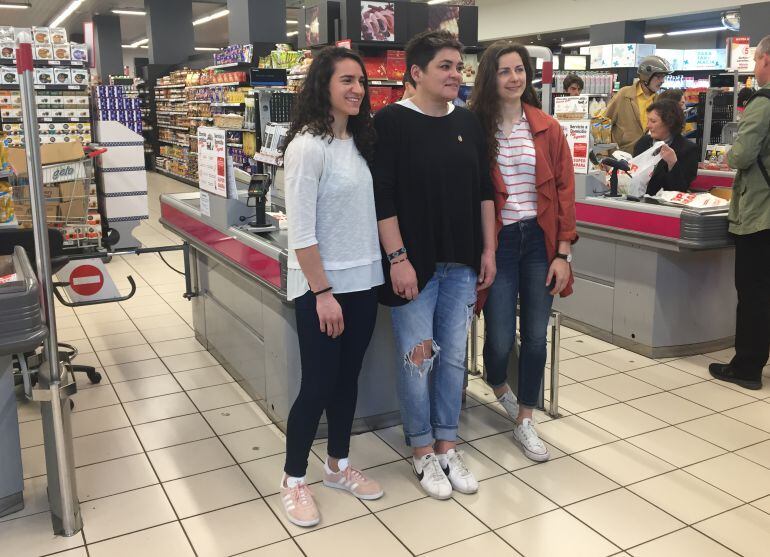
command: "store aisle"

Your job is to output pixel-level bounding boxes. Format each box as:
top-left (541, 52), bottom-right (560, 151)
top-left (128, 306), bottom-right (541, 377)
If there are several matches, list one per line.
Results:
top-left (3, 171), bottom-right (770, 557)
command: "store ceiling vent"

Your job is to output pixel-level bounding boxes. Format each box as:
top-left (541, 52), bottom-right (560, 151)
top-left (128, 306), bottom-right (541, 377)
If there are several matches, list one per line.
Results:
top-left (721, 11), bottom-right (740, 32)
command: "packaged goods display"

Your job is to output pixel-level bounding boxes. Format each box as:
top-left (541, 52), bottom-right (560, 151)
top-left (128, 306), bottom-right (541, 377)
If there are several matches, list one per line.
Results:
top-left (94, 85), bottom-right (143, 133)
top-left (214, 44), bottom-right (254, 66)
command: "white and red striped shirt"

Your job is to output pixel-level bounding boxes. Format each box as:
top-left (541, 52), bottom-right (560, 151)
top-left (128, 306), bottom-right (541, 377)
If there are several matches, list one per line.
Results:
top-left (496, 113), bottom-right (537, 224)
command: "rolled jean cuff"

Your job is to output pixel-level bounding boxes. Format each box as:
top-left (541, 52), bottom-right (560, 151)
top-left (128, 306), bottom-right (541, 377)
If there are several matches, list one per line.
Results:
top-left (433, 426), bottom-right (458, 443)
top-left (405, 429), bottom-right (434, 448)
top-left (518, 400), bottom-right (538, 410)
top-left (485, 378), bottom-right (508, 390)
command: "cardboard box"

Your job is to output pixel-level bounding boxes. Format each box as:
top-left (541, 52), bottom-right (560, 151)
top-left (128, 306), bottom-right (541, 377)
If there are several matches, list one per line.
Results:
top-left (14, 202), bottom-right (31, 221)
top-left (6, 141), bottom-right (83, 176)
top-left (32, 27), bottom-right (50, 44)
top-left (363, 56), bottom-right (387, 80)
top-left (70, 69), bottom-right (88, 85)
top-left (54, 68), bottom-right (71, 85)
top-left (42, 185), bottom-right (61, 199)
top-left (45, 203), bottom-right (58, 219)
top-left (49, 28), bottom-right (67, 45)
top-left (70, 43), bottom-right (87, 63)
top-left (58, 180), bottom-right (85, 200)
top-left (34, 44), bottom-right (53, 61)
top-left (0, 42), bottom-right (15, 60)
top-left (385, 50), bottom-right (406, 82)
top-left (1, 66), bottom-right (18, 86)
top-left (58, 200), bottom-right (86, 219)
top-left (34, 68), bottom-right (54, 85)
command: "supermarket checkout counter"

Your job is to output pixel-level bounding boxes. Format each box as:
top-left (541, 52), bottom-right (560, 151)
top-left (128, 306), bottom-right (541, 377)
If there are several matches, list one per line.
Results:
top-left (554, 186), bottom-right (736, 358)
top-left (158, 178), bottom-right (400, 434)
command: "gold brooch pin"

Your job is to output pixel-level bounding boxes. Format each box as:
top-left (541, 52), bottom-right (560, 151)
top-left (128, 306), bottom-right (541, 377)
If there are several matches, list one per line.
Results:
top-left (457, 135), bottom-right (463, 142)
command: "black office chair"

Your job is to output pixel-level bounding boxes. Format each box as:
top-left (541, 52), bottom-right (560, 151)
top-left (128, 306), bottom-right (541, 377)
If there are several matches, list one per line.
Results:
top-left (0, 227), bottom-right (102, 387)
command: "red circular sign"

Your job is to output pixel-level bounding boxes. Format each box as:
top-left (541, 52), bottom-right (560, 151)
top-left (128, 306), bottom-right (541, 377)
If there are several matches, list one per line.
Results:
top-left (69, 264), bottom-right (104, 296)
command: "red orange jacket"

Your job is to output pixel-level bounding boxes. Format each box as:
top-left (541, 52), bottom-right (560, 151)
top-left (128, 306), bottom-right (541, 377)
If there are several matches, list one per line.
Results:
top-left (477, 103), bottom-right (578, 311)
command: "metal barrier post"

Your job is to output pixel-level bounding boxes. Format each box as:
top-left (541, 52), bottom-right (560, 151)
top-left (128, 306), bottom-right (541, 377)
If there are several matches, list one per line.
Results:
top-left (549, 311), bottom-right (561, 418)
top-left (15, 33), bottom-right (82, 536)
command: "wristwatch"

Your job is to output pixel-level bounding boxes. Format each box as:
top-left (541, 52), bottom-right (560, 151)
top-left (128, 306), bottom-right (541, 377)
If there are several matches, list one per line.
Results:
top-left (555, 252), bottom-right (573, 263)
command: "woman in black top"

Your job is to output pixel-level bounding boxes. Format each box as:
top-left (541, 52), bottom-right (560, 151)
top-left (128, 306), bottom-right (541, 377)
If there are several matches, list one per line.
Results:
top-left (633, 98), bottom-right (699, 195)
top-left (372, 30), bottom-right (496, 500)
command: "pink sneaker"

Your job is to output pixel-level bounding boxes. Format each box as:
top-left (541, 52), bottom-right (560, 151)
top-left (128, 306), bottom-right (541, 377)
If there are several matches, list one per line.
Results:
top-left (324, 465), bottom-right (384, 500)
top-left (280, 481), bottom-right (320, 527)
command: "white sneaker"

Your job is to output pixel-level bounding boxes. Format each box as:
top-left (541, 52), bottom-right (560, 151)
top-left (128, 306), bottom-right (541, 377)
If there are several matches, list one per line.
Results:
top-left (413, 453), bottom-right (452, 500)
top-left (513, 418), bottom-right (550, 462)
top-left (438, 449), bottom-right (478, 494)
top-left (497, 389), bottom-right (519, 422)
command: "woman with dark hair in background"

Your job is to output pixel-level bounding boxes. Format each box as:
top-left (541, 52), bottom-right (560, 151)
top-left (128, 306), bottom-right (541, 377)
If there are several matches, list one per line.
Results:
top-left (471, 42), bottom-right (577, 462)
top-left (658, 88), bottom-right (686, 112)
top-left (633, 98), bottom-right (699, 195)
top-left (280, 46), bottom-right (384, 527)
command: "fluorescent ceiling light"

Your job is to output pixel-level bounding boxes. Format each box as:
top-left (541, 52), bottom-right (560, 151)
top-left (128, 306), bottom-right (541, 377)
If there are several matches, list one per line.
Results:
top-left (286, 19), bottom-right (298, 24)
top-left (644, 33), bottom-right (665, 39)
top-left (193, 8), bottom-right (229, 26)
top-left (0, 2), bottom-right (30, 9)
top-left (667, 26), bottom-right (725, 36)
top-left (195, 47), bottom-right (220, 51)
top-left (112, 9), bottom-right (145, 16)
top-left (427, 0), bottom-right (451, 4)
top-left (561, 40), bottom-right (590, 47)
top-left (129, 37), bottom-right (148, 48)
top-left (50, 0), bottom-right (83, 27)
top-left (287, 31), bottom-right (299, 37)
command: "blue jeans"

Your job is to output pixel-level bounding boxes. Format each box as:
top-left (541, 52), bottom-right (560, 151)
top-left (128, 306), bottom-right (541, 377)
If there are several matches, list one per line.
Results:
top-left (391, 263), bottom-right (477, 447)
top-left (483, 220), bottom-right (553, 408)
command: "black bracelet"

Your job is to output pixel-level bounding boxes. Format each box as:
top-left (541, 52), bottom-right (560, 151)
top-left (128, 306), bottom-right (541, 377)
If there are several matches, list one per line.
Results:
top-left (387, 247), bottom-right (407, 262)
top-left (312, 286), bottom-right (333, 296)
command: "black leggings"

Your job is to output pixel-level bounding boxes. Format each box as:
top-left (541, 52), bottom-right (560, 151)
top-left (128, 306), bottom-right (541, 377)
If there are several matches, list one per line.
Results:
top-left (284, 288), bottom-right (379, 478)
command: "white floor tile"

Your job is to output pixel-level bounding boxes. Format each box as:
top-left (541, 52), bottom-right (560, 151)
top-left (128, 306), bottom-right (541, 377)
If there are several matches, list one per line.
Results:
top-left (584, 374), bottom-right (663, 402)
top-left (148, 436), bottom-right (235, 482)
top-left (695, 505), bottom-right (770, 557)
top-left (141, 324), bottom-right (196, 343)
top-left (673, 381), bottom-right (757, 412)
top-left (294, 515), bottom-right (411, 557)
top-left (580, 404), bottom-right (668, 438)
top-left (587, 348), bottom-right (658, 372)
top-left (0, 475), bottom-right (49, 524)
top-left (151, 337), bottom-right (205, 357)
top-left (515, 456), bottom-right (619, 506)
top-left (76, 453), bottom-right (158, 502)
top-left (373, 425), bottom-right (412, 458)
top-left (220, 424), bottom-right (286, 463)
top-left (21, 444), bottom-right (46, 479)
top-left (572, 440), bottom-right (674, 486)
top-left (458, 404), bottom-right (516, 441)
top-left (70, 404), bottom-right (130, 437)
top-left (70, 384), bottom-right (119, 412)
top-left (560, 357), bottom-right (621, 382)
top-left (201, 401), bottom-right (271, 435)
top-left (470, 430), bottom-right (565, 471)
top-left (666, 355), bottom-right (721, 380)
top-left (89, 331), bottom-right (147, 352)
top-left (96, 343), bottom-right (158, 367)
top-left (626, 392), bottom-right (713, 425)
top-left (18, 419), bottom-right (43, 448)
top-left (312, 431), bottom-right (402, 470)
top-left (162, 351), bottom-right (220, 372)
top-left (123, 392), bottom-right (197, 425)
top-left (629, 528), bottom-right (740, 557)
top-left (87, 522), bottom-right (195, 557)
top-left (134, 413), bottom-right (216, 451)
top-left (0, 509), bottom-right (84, 557)
top-left (535, 415), bottom-right (619, 454)
top-left (627, 364), bottom-right (706, 391)
top-left (186, 381), bottom-right (253, 411)
top-left (561, 335), bottom-right (617, 356)
top-left (72, 427), bottom-right (144, 467)
top-left (685, 453), bottom-right (770, 502)
top-left (104, 358), bottom-right (170, 383)
top-left (181, 500), bottom-right (289, 557)
top-left (164, 465), bottom-right (259, 518)
top-left (724, 401), bottom-right (770, 433)
top-left (497, 508), bottom-right (619, 557)
top-left (421, 532), bottom-right (521, 557)
top-left (81, 484), bottom-right (176, 544)
top-left (135, 314), bottom-right (188, 331)
top-left (174, 365), bottom-right (234, 390)
top-left (677, 414), bottom-right (770, 451)
top-left (113, 373), bottom-right (183, 402)
top-left (736, 440), bottom-right (770, 469)
top-left (627, 427), bottom-right (726, 467)
top-left (241, 452), bottom-right (325, 497)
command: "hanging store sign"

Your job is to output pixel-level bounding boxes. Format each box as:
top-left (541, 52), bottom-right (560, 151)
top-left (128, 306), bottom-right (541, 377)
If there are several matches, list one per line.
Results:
top-left (728, 37), bottom-right (754, 72)
top-left (197, 126), bottom-right (227, 197)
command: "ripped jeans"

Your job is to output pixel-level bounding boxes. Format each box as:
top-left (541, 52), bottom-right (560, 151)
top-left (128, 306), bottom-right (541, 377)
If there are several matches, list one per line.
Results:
top-left (391, 263), bottom-right (477, 447)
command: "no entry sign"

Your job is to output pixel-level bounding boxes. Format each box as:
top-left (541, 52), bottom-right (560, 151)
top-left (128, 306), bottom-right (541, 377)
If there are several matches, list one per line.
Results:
top-left (69, 264), bottom-right (103, 296)
top-left (59, 258), bottom-right (120, 303)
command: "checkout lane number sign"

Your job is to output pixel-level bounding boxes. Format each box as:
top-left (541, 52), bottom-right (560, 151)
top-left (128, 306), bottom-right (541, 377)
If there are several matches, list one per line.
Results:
top-left (59, 258), bottom-right (120, 303)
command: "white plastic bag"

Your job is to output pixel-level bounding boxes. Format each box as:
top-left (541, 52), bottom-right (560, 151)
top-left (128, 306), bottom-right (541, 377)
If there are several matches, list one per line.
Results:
top-left (624, 141), bottom-right (665, 198)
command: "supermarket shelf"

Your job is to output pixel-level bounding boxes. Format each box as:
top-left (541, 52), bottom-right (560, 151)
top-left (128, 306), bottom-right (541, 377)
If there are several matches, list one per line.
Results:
top-left (157, 124), bottom-right (188, 131)
top-left (2, 116), bottom-right (90, 123)
top-left (287, 75), bottom-right (306, 81)
top-left (0, 58), bottom-right (87, 67)
top-left (155, 84), bottom-right (185, 89)
top-left (211, 102), bottom-right (244, 107)
top-left (186, 82), bottom-right (247, 89)
top-left (156, 110), bottom-right (187, 115)
top-left (13, 84), bottom-right (89, 91)
top-left (159, 154), bottom-right (187, 163)
top-left (190, 116), bottom-right (213, 121)
top-left (227, 143), bottom-right (243, 147)
top-left (155, 167), bottom-right (198, 187)
top-left (159, 138), bottom-right (189, 147)
top-left (218, 127), bottom-right (255, 133)
top-left (369, 79), bottom-right (402, 86)
top-left (253, 151), bottom-right (282, 166)
top-left (203, 61), bottom-right (251, 71)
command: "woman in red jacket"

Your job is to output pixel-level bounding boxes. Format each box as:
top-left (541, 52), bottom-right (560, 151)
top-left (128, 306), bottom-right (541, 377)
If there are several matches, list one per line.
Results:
top-left (471, 42), bottom-right (577, 462)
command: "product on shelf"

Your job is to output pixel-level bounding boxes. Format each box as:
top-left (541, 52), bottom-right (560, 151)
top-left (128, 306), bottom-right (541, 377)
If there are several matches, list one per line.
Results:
top-left (214, 44), bottom-right (254, 66)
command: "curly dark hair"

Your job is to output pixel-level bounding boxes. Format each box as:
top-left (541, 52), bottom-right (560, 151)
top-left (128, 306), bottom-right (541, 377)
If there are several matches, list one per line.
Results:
top-left (657, 88), bottom-right (683, 104)
top-left (405, 30), bottom-right (464, 86)
top-left (282, 47), bottom-right (375, 162)
top-left (563, 73), bottom-right (584, 93)
top-left (647, 98), bottom-right (684, 136)
top-left (469, 41), bottom-right (541, 164)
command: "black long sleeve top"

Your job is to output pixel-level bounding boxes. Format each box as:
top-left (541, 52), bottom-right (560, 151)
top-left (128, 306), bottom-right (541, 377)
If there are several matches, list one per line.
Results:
top-left (633, 133), bottom-right (699, 196)
top-left (372, 104), bottom-right (494, 307)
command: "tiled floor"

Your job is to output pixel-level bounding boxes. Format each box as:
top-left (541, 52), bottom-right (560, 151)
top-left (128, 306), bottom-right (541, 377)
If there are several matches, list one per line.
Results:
top-left (5, 172), bottom-right (770, 557)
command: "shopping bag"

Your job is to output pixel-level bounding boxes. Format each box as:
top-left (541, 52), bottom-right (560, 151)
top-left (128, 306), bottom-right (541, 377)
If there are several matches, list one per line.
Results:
top-left (623, 141), bottom-right (665, 198)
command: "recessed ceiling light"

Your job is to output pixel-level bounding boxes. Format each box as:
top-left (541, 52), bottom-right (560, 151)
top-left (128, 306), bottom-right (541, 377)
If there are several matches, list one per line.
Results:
top-left (112, 9), bottom-right (145, 16)
top-left (667, 26), bottom-right (725, 36)
top-left (287, 30), bottom-right (299, 37)
top-left (195, 47), bottom-right (220, 51)
top-left (0, 2), bottom-right (30, 9)
top-left (561, 40), bottom-right (590, 47)
top-left (49, 0), bottom-right (83, 27)
top-left (644, 33), bottom-right (665, 39)
top-left (193, 9), bottom-right (229, 26)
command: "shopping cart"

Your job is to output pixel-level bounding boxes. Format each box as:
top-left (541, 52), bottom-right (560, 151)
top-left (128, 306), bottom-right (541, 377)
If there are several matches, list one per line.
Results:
top-left (11, 155), bottom-right (101, 251)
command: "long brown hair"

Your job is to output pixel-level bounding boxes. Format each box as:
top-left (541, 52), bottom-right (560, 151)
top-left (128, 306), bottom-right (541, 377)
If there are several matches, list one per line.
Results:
top-left (470, 41), bottom-right (541, 164)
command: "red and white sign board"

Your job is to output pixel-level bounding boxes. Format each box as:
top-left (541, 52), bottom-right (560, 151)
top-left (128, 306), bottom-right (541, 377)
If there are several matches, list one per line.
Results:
top-left (59, 258), bottom-right (120, 303)
top-left (728, 37), bottom-right (754, 72)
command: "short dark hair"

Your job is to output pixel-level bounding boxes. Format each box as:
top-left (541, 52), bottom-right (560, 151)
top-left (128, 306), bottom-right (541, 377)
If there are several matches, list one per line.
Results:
top-left (563, 74), bottom-right (584, 92)
top-left (647, 98), bottom-right (684, 136)
top-left (404, 30), bottom-right (463, 86)
top-left (657, 88), bottom-right (683, 104)
top-left (737, 87), bottom-right (754, 108)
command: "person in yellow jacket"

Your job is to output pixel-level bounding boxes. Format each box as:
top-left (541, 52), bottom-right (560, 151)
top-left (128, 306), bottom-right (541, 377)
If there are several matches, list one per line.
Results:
top-left (605, 56), bottom-right (672, 153)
